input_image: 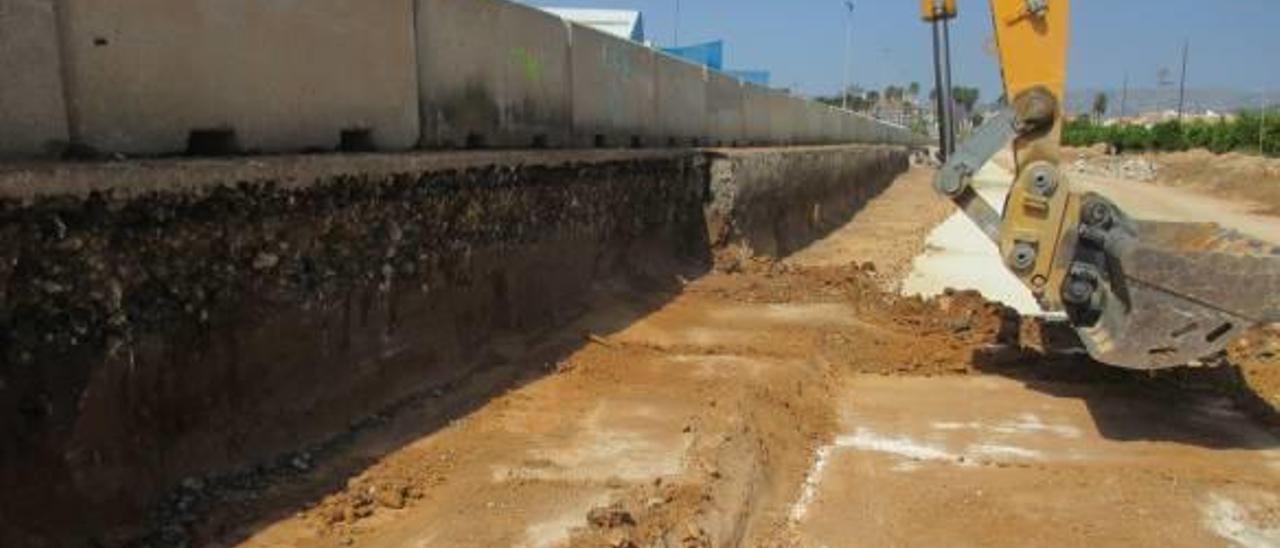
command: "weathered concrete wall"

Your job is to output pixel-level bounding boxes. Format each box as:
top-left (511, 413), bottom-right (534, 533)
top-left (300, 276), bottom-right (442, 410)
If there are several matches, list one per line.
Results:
top-left (0, 0), bottom-right (69, 158)
top-left (705, 145), bottom-right (910, 258)
top-left (416, 0), bottom-right (572, 149)
top-left (655, 52), bottom-right (708, 146)
top-left (569, 24), bottom-right (658, 148)
top-left (0, 150), bottom-right (711, 545)
top-left (62, 0), bottom-right (420, 155)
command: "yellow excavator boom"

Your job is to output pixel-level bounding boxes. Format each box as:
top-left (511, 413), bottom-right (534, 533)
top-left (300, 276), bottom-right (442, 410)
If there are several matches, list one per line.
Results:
top-left (930, 0), bottom-right (1280, 369)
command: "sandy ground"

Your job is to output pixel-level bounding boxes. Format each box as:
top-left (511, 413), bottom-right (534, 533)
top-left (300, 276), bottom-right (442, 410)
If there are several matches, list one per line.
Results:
top-left (786, 167), bottom-right (954, 291)
top-left (1065, 147), bottom-right (1280, 218)
top-left (163, 165), bottom-right (1280, 548)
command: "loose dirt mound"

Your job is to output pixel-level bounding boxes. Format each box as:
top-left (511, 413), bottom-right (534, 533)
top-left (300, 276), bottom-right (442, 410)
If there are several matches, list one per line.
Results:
top-left (693, 259), bottom-right (1018, 377)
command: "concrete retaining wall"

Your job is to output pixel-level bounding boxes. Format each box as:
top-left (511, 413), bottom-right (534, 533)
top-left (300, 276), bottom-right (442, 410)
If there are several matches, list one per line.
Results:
top-left (0, 0), bottom-right (920, 158)
top-left (0, 0), bottom-right (69, 158)
top-left (417, 0), bottom-right (572, 149)
top-left (61, 0), bottom-right (420, 155)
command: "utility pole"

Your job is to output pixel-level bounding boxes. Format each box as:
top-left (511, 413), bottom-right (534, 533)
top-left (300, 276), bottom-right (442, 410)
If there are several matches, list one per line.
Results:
top-left (1177, 39), bottom-right (1189, 121)
top-left (673, 0), bottom-right (681, 47)
top-left (842, 1), bottom-right (854, 110)
top-left (921, 0), bottom-right (957, 159)
top-left (1120, 72), bottom-right (1129, 120)
top-left (1262, 93), bottom-right (1269, 155)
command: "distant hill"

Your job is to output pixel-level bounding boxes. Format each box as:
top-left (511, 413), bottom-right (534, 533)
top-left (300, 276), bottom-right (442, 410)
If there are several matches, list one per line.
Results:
top-left (1065, 88), bottom-right (1276, 118)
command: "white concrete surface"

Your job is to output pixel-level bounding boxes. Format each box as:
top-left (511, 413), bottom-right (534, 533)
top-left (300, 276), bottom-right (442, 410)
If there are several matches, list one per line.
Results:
top-left (901, 161), bottom-right (1045, 315)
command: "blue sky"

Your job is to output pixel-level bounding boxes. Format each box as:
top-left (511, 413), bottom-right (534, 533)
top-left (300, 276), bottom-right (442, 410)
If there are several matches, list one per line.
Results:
top-left (520, 0), bottom-right (1280, 102)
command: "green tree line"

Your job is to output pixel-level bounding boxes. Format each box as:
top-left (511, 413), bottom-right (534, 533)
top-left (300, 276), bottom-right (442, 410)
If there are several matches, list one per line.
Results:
top-left (1063, 110), bottom-right (1279, 156)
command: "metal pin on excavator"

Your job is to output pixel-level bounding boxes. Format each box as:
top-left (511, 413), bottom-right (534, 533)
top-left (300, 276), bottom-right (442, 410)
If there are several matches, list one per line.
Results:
top-left (924, 0), bottom-right (1279, 369)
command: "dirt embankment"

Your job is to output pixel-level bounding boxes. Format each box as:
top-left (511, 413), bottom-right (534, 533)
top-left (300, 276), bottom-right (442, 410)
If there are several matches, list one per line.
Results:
top-left (1064, 146), bottom-right (1280, 216)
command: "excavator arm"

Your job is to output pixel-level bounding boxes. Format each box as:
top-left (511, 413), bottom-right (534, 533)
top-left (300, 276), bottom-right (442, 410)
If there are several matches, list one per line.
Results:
top-left (929, 0), bottom-right (1280, 369)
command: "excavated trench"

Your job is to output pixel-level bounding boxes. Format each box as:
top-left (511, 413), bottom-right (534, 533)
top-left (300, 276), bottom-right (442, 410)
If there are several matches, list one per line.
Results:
top-left (0, 145), bottom-right (909, 546)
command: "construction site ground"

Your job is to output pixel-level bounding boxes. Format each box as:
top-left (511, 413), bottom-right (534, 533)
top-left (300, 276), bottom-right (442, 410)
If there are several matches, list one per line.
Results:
top-left (179, 161), bottom-right (1279, 548)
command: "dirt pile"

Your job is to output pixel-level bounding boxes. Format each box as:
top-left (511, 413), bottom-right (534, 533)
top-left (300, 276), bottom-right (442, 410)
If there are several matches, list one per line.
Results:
top-left (694, 259), bottom-right (1019, 376)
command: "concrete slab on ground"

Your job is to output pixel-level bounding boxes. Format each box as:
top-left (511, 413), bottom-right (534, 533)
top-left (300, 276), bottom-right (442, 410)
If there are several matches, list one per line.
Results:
top-left (792, 374), bottom-right (1280, 548)
top-left (900, 161), bottom-right (1044, 315)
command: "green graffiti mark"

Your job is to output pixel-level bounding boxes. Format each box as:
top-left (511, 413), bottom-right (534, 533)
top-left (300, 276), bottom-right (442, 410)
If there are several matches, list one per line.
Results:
top-left (510, 48), bottom-right (543, 83)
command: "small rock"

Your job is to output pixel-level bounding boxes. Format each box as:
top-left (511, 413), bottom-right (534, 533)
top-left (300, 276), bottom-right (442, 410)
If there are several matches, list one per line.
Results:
top-left (253, 252), bottom-right (279, 270)
top-left (948, 317), bottom-right (973, 334)
top-left (587, 504), bottom-right (635, 529)
top-left (606, 530), bottom-right (636, 548)
top-left (180, 477), bottom-right (205, 492)
top-left (291, 454), bottom-right (312, 472)
top-left (373, 485), bottom-right (406, 509)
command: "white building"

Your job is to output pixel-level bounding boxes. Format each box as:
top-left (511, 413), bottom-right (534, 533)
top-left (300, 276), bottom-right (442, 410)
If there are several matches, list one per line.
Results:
top-left (540, 8), bottom-right (644, 42)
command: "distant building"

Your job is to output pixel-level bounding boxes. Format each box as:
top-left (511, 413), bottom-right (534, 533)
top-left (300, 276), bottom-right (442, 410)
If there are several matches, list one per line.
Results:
top-left (663, 41), bottom-right (723, 70)
top-left (542, 8), bottom-right (644, 42)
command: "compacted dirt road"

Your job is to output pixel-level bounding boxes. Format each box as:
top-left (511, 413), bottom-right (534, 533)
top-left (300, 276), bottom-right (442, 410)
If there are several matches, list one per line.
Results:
top-left (172, 167), bottom-right (1279, 548)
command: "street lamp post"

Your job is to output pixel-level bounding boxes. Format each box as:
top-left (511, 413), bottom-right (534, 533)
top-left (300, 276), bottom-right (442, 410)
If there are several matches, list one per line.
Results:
top-left (842, 1), bottom-right (854, 111)
top-left (674, 0), bottom-right (681, 47)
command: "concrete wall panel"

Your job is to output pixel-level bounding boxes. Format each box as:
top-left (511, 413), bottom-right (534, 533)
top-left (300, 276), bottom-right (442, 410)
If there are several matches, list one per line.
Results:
top-left (569, 24), bottom-right (656, 147)
top-left (821, 106), bottom-right (842, 143)
top-left (655, 53), bottom-right (707, 146)
top-left (0, 0), bottom-right (69, 158)
top-left (766, 92), bottom-right (796, 146)
top-left (63, 0), bottom-right (419, 155)
top-left (705, 72), bottom-right (743, 146)
top-left (417, 0), bottom-right (571, 149)
top-left (742, 84), bottom-right (772, 145)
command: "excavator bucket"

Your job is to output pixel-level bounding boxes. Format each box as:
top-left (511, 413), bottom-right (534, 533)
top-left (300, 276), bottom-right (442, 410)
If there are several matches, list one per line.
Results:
top-left (1062, 196), bottom-right (1280, 369)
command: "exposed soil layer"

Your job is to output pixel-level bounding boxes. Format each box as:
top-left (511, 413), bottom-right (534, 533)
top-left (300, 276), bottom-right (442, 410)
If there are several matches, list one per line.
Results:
top-left (0, 145), bottom-right (910, 546)
top-left (0, 150), bottom-right (712, 545)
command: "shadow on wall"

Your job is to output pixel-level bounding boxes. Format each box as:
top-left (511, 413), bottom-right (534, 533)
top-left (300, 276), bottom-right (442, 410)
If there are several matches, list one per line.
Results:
top-left (0, 150), bottom-right (712, 546)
